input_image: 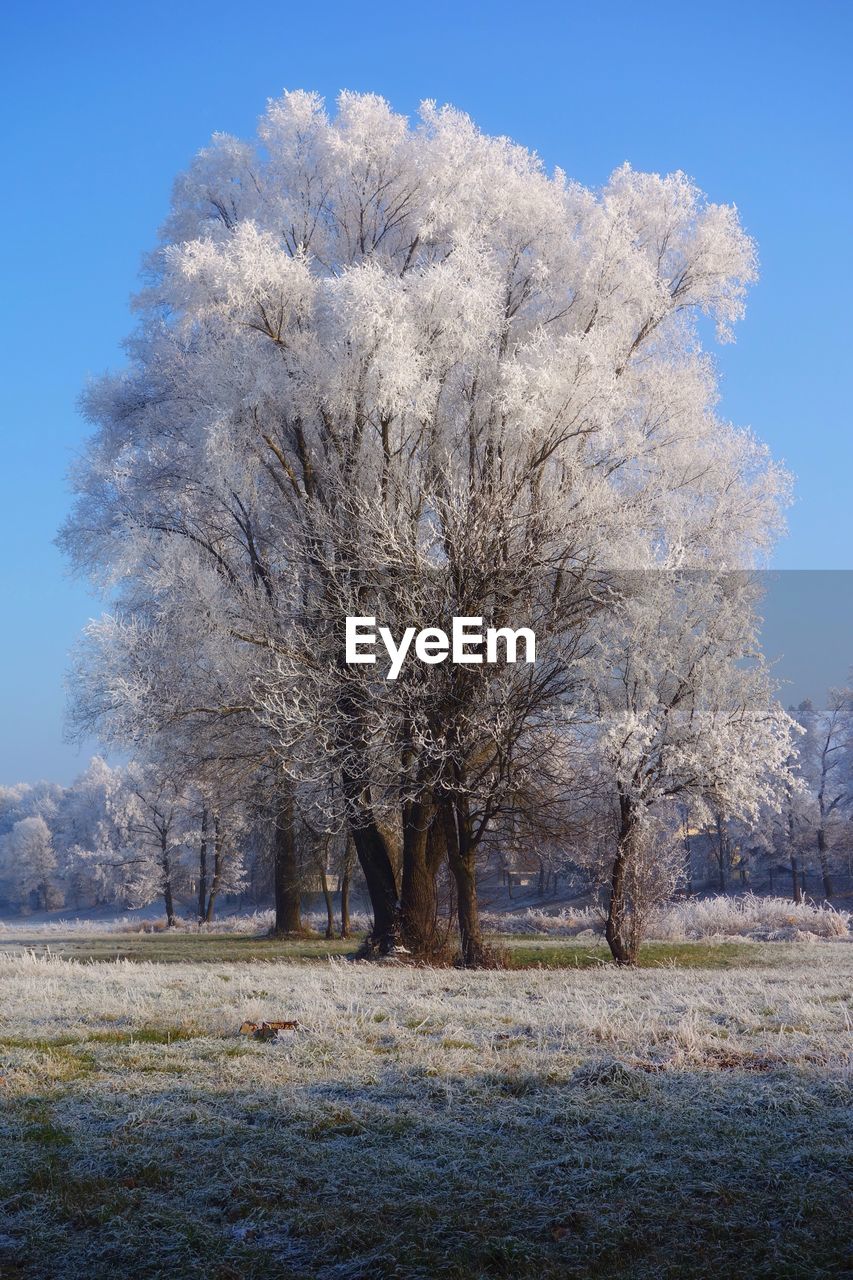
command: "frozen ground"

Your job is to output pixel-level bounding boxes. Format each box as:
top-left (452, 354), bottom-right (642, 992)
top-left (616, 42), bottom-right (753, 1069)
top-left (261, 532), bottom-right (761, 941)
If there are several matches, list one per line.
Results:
top-left (0, 946), bottom-right (850, 1278)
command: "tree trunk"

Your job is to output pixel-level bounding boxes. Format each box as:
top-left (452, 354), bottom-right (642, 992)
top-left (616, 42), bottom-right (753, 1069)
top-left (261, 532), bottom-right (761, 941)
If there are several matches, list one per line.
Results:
top-left (443, 798), bottom-right (487, 967)
top-left (605, 794), bottom-right (638, 965)
top-left (787, 799), bottom-right (802, 903)
top-left (340, 834), bottom-right (354, 938)
top-left (341, 767), bottom-right (400, 953)
top-left (204, 813), bottom-right (224, 923)
top-left (161, 839), bottom-right (176, 927)
top-left (537, 858), bottom-right (546, 897)
top-left (197, 805), bottom-right (209, 924)
top-left (715, 817), bottom-right (727, 893)
top-left (318, 846), bottom-right (335, 939)
top-left (348, 819), bottom-right (400, 952)
top-left (272, 793), bottom-right (302, 935)
top-left (816, 826), bottom-right (834, 900)
top-left (400, 799), bottom-right (444, 957)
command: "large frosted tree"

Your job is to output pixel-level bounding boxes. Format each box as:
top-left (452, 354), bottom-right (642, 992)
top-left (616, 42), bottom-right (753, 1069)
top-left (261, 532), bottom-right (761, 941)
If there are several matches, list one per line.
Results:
top-left (61, 90), bottom-right (789, 960)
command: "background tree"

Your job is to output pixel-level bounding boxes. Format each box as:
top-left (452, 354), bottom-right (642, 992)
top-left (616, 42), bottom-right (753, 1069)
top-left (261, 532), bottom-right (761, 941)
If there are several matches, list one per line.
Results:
top-left (586, 572), bottom-right (794, 964)
top-left (793, 692), bottom-right (851, 899)
top-left (0, 816), bottom-right (61, 912)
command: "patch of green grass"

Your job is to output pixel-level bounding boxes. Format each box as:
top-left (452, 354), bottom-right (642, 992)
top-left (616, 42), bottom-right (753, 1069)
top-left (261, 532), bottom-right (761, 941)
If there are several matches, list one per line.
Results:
top-left (0, 929), bottom-right (785, 970)
top-left (0, 1034), bottom-right (77, 1050)
top-left (0, 1026), bottom-right (202, 1050)
top-left (502, 939), bottom-right (769, 969)
top-left (16, 1100), bottom-right (74, 1150)
top-left (637, 940), bottom-right (768, 968)
top-left (23, 1121), bottom-right (74, 1148)
top-left (307, 1105), bottom-right (366, 1139)
top-left (25, 1165), bottom-right (126, 1227)
top-left (0, 932), bottom-right (363, 964)
top-left (87, 1026), bottom-right (201, 1045)
top-left (0, 1038), bottom-right (97, 1080)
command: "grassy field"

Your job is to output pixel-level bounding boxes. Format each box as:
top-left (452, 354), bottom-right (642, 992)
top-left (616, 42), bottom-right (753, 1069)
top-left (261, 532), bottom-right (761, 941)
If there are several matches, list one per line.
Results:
top-left (0, 939), bottom-right (850, 1279)
top-left (0, 929), bottom-right (780, 969)
top-left (0, 931), bottom-right (360, 965)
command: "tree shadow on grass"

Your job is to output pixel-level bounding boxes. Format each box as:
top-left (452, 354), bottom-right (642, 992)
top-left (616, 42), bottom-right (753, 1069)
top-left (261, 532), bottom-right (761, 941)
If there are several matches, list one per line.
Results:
top-left (0, 1055), bottom-right (848, 1280)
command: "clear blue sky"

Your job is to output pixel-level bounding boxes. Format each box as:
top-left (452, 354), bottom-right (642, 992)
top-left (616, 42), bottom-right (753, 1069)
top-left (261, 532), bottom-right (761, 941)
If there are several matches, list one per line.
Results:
top-left (1, 0), bottom-right (850, 783)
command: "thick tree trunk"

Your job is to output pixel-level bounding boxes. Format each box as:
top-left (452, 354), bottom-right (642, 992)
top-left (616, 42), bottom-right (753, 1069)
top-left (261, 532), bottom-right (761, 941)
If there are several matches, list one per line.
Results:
top-left (272, 793), bottom-right (302, 935)
top-left (537, 858), bottom-right (546, 897)
top-left (197, 805), bottom-right (209, 924)
top-left (348, 820), bottom-right (400, 952)
top-left (400, 800), bottom-right (445, 957)
top-left (605, 795), bottom-right (638, 966)
top-left (341, 768), bottom-right (400, 953)
top-left (337, 687), bottom-right (401, 953)
top-left (790, 854), bottom-right (802, 904)
top-left (204, 813), bottom-right (224, 923)
top-left (443, 799), bottom-right (487, 967)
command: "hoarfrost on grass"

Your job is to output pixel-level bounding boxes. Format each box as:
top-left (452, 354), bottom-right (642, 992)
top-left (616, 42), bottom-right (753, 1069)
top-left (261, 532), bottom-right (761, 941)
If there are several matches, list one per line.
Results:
top-left (1, 894), bottom-right (848, 942)
top-left (0, 947), bottom-right (850, 1278)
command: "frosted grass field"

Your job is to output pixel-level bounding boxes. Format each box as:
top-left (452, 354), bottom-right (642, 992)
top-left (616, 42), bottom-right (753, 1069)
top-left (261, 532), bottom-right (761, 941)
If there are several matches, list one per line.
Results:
top-left (0, 943), bottom-right (850, 1278)
top-left (2, 893), bottom-right (850, 943)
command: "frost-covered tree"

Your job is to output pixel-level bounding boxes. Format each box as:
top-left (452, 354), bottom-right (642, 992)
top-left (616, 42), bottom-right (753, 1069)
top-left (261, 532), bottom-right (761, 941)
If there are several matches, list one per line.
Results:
top-left (119, 765), bottom-right (193, 925)
top-left (0, 815), bottom-right (61, 911)
top-left (189, 783), bottom-right (248, 925)
top-left (66, 546), bottom-right (303, 934)
top-left (792, 691), bottom-right (851, 899)
top-left (52, 756), bottom-right (130, 907)
top-left (0, 783), bottom-right (68, 911)
top-left (60, 90), bottom-right (789, 962)
top-left (586, 572), bottom-right (794, 964)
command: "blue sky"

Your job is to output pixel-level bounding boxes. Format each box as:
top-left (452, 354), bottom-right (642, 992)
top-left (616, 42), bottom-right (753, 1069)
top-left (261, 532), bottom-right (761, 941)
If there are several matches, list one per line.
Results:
top-left (0, 0), bottom-right (850, 783)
